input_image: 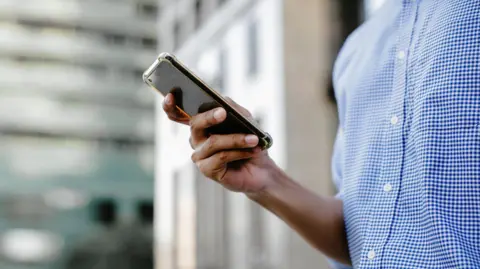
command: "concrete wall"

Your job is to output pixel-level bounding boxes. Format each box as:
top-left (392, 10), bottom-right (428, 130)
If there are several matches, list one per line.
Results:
top-left (282, 0), bottom-right (339, 268)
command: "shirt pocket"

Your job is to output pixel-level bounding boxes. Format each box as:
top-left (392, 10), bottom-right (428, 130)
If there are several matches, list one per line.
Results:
top-left (413, 86), bottom-right (480, 131)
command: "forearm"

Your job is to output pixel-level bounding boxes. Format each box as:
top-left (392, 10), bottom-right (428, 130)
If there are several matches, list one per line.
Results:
top-left (247, 164), bottom-right (351, 266)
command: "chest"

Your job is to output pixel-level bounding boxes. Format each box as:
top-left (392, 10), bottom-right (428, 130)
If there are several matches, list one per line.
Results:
top-left (336, 2), bottom-right (480, 267)
top-left (336, 1), bottom-right (480, 141)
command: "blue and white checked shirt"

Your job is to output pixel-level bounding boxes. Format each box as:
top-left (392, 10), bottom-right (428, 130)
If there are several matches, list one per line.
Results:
top-left (331, 1), bottom-right (480, 268)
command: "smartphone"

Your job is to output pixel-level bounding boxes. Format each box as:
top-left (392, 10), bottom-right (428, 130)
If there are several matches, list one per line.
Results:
top-left (143, 52), bottom-right (273, 150)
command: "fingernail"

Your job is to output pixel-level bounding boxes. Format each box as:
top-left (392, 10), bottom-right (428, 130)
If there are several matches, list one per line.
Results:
top-left (245, 135), bottom-right (259, 146)
top-left (214, 108), bottom-right (226, 121)
top-left (165, 94), bottom-right (172, 105)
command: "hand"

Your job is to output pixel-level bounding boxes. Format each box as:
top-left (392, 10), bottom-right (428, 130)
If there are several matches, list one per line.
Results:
top-left (162, 93), bottom-right (190, 125)
top-left (162, 93), bottom-right (279, 193)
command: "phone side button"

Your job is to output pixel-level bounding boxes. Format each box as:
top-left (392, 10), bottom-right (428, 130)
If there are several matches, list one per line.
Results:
top-left (261, 133), bottom-right (273, 150)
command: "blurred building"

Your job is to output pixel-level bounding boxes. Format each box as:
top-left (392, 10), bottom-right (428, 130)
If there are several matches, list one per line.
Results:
top-left (154, 0), bottom-right (381, 269)
top-left (0, 0), bottom-right (158, 268)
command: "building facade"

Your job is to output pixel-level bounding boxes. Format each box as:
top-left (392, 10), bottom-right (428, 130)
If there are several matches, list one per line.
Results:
top-left (0, 1), bottom-right (159, 268)
top-left (155, 0), bottom-right (383, 268)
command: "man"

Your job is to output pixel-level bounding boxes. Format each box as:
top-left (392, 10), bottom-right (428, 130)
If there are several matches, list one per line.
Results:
top-left (163, 1), bottom-right (480, 268)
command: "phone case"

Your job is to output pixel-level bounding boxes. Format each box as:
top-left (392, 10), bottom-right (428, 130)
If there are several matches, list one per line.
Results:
top-left (143, 52), bottom-right (273, 150)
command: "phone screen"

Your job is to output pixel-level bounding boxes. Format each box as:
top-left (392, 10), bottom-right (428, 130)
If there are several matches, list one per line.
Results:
top-left (149, 60), bottom-right (254, 136)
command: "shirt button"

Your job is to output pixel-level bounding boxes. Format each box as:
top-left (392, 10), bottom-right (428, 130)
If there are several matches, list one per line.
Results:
top-left (390, 115), bottom-right (399, 125)
top-left (383, 183), bottom-right (393, 192)
top-left (367, 250), bottom-right (376, 260)
top-left (397, 50), bottom-right (406, 60)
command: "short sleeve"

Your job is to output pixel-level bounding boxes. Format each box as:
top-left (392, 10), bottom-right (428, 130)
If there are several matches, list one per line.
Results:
top-left (328, 259), bottom-right (353, 269)
top-left (328, 125), bottom-right (352, 269)
top-left (332, 126), bottom-right (345, 200)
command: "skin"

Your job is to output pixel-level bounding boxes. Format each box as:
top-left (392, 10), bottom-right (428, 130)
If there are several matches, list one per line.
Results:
top-left (163, 93), bottom-right (351, 265)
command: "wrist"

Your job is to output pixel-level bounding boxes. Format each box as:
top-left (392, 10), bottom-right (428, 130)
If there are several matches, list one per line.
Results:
top-left (246, 158), bottom-right (297, 207)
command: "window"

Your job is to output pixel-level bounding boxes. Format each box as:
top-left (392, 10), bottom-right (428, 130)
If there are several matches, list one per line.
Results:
top-left (133, 68), bottom-right (145, 80)
top-left (91, 198), bottom-right (117, 226)
top-left (218, 0), bottom-right (228, 7)
top-left (104, 33), bottom-right (126, 45)
top-left (137, 200), bottom-right (154, 225)
top-left (74, 25), bottom-right (86, 33)
top-left (13, 55), bottom-right (64, 65)
top-left (173, 21), bottom-right (182, 50)
top-left (17, 19), bottom-right (74, 33)
top-left (136, 3), bottom-right (158, 18)
top-left (17, 19), bottom-right (43, 32)
top-left (218, 47), bottom-right (227, 91)
top-left (247, 19), bottom-right (259, 76)
top-left (255, 116), bottom-right (264, 129)
top-left (194, 0), bottom-right (203, 29)
top-left (211, 48), bottom-right (228, 92)
top-left (141, 37), bottom-right (157, 50)
top-left (87, 64), bottom-right (108, 77)
top-left (3, 195), bottom-right (53, 221)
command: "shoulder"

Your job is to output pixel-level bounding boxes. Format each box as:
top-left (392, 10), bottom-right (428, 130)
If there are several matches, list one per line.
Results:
top-left (332, 1), bottom-right (401, 122)
top-left (333, 1), bottom-right (401, 88)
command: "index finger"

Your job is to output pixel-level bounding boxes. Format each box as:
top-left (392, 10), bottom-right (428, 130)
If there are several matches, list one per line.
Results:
top-left (162, 93), bottom-right (190, 125)
top-left (190, 107), bottom-right (227, 145)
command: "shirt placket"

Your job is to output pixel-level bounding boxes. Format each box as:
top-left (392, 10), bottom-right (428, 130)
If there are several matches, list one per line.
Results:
top-left (359, 1), bottom-right (419, 268)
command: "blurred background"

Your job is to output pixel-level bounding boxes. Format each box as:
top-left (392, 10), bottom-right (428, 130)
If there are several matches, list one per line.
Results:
top-left (0, 0), bottom-right (156, 268)
top-left (0, 0), bottom-right (385, 269)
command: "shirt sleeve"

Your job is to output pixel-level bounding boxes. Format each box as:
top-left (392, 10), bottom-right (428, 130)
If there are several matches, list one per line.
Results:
top-left (331, 126), bottom-right (345, 200)
top-left (328, 259), bottom-right (353, 269)
top-left (329, 37), bottom-right (352, 266)
top-left (327, 126), bottom-right (352, 269)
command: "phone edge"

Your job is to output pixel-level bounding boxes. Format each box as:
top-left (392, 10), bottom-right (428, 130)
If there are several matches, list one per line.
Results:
top-left (143, 52), bottom-right (273, 150)
top-left (167, 54), bottom-right (273, 150)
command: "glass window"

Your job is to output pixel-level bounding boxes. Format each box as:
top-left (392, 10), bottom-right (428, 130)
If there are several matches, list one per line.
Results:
top-left (91, 198), bottom-right (117, 226)
top-left (136, 3), bottom-right (158, 18)
top-left (255, 116), bottom-right (264, 129)
top-left (141, 37), bottom-right (157, 50)
top-left (133, 68), bottom-right (145, 80)
top-left (195, 0), bottom-right (203, 29)
top-left (173, 21), bottom-right (182, 50)
top-left (247, 19), bottom-right (259, 76)
top-left (218, 0), bottom-right (227, 7)
top-left (211, 48), bottom-right (228, 93)
top-left (218, 47), bottom-right (227, 91)
top-left (137, 200), bottom-right (154, 225)
top-left (104, 33), bottom-right (127, 45)
top-left (2, 195), bottom-right (53, 221)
